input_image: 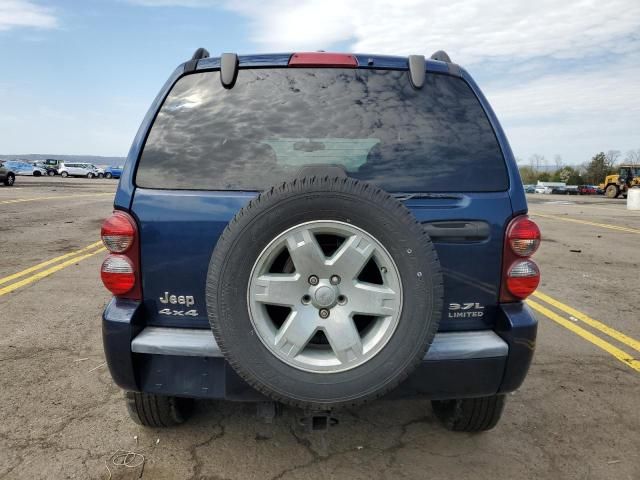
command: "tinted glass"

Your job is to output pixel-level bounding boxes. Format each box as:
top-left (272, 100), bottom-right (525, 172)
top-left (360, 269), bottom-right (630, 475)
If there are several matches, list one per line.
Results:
top-left (137, 69), bottom-right (508, 192)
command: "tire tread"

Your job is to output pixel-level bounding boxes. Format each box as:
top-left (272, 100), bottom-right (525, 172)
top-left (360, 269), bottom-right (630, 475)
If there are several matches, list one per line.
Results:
top-left (207, 176), bottom-right (444, 410)
top-left (125, 392), bottom-right (191, 427)
top-left (432, 395), bottom-right (506, 432)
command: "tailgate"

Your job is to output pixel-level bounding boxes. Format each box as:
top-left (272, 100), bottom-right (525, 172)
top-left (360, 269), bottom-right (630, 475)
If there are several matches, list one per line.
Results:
top-left (133, 189), bottom-right (512, 331)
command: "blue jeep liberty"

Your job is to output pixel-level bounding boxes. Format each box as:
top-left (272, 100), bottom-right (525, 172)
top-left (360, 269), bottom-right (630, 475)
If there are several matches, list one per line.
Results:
top-left (100, 49), bottom-right (541, 432)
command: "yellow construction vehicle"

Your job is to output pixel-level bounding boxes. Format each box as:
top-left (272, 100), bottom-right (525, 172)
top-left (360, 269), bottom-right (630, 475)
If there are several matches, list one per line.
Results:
top-left (600, 165), bottom-right (640, 198)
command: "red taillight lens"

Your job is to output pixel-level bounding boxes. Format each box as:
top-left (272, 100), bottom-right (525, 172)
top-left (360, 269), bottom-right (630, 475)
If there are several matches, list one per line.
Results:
top-left (100, 210), bottom-right (140, 299)
top-left (507, 216), bottom-right (540, 256)
top-left (101, 211), bottom-right (135, 253)
top-left (101, 255), bottom-right (135, 295)
top-left (505, 260), bottom-right (540, 298)
top-left (501, 215), bottom-right (541, 302)
top-left (288, 52), bottom-right (358, 67)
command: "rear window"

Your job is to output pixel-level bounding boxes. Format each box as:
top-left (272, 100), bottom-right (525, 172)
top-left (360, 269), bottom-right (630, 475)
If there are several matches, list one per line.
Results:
top-left (137, 68), bottom-right (508, 192)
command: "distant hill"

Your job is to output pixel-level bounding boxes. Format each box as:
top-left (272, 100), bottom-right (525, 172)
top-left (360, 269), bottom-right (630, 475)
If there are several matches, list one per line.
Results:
top-left (0, 154), bottom-right (126, 168)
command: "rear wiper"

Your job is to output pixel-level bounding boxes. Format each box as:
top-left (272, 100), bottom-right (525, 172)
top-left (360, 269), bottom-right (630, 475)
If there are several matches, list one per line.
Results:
top-left (392, 192), bottom-right (463, 201)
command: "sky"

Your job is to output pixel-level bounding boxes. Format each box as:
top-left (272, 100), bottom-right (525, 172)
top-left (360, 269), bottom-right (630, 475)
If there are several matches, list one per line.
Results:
top-left (0, 0), bottom-right (639, 165)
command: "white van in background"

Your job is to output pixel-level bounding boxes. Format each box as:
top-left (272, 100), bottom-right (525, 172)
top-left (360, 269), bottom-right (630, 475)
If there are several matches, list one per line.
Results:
top-left (59, 163), bottom-right (100, 178)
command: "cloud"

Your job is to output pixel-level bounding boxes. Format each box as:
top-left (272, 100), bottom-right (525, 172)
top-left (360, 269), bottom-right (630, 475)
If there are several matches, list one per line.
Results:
top-left (114, 0), bottom-right (640, 162)
top-left (0, 0), bottom-right (57, 31)
top-left (127, 0), bottom-right (640, 64)
top-left (485, 61), bottom-right (640, 161)
top-left (220, 0), bottom-right (640, 65)
top-left (217, 0), bottom-right (640, 162)
top-left (487, 62), bottom-right (640, 121)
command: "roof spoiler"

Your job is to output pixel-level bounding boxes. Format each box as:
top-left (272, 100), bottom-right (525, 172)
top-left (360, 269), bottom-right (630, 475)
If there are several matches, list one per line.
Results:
top-left (182, 48), bottom-right (454, 89)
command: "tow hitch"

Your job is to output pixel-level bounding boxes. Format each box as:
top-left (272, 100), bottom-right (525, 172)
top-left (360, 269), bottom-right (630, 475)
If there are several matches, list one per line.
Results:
top-left (299, 410), bottom-right (339, 432)
top-left (256, 402), bottom-right (339, 437)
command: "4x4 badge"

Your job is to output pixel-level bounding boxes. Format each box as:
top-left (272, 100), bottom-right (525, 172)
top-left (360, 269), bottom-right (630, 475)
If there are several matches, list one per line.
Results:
top-left (158, 291), bottom-right (198, 317)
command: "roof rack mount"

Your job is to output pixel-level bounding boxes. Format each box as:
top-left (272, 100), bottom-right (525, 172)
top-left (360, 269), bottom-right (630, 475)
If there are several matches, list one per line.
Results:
top-left (184, 47), bottom-right (210, 73)
top-left (430, 50), bottom-right (451, 63)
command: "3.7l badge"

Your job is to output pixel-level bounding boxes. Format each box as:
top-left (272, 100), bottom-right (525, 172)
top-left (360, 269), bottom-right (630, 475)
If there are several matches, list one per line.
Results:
top-left (448, 302), bottom-right (484, 318)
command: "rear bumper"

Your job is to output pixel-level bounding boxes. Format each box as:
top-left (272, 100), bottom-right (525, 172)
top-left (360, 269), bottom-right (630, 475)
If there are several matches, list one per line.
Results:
top-left (103, 298), bottom-right (536, 401)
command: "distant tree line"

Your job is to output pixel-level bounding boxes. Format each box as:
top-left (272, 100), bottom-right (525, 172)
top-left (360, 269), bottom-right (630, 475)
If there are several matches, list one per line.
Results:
top-left (518, 149), bottom-right (640, 185)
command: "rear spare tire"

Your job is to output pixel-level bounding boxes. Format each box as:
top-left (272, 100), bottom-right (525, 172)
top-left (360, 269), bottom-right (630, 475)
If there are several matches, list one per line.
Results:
top-left (206, 177), bottom-right (443, 409)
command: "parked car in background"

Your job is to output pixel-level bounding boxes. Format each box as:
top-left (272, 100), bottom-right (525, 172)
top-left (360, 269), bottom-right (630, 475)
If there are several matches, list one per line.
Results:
top-left (578, 185), bottom-right (597, 195)
top-left (41, 158), bottom-right (65, 175)
top-left (33, 162), bottom-right (58, 176)
top-left (536, 181), bottom-right (566, 195)
top-left (4, 161), bottom-right (47, 176)
top-left (0, 160), bottom-right (16, 186)
top-left (59, 163), bottom-right (101, 178)
top-left (104, 165), bottom-right (123, 179)
top-left (88, 164), bottom-right (105, 178)
top-left (564, 186), bottom-right (578, 195)
top-left (524, 184), bottom-right (536, 193)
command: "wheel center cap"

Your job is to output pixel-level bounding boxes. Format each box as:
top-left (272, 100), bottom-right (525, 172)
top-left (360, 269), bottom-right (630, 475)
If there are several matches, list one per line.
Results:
top-left (313, 285), bottom-right (337, 308)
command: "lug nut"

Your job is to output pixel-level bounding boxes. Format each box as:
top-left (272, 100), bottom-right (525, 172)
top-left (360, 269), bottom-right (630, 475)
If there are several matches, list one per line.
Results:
top-left (319, 308), bottom-right (330, 319)
top-left (308, 275), bottom-right (319, 286)
top-left (330, 275), bottom-right (341, 285)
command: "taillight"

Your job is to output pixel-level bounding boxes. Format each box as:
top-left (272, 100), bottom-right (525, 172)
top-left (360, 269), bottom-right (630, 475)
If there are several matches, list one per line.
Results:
top-left (101, 211), bottom-right (135, 253)
top-left (501, 215), bottom-right (541, 301)
top-left (507, 216), bottom-right (540, 256)
top-left (505, 260), bottom-right (540, 298)
top-left (100, 211), bottom-right (141, 299)
top-left (101, 255), bottom-right (135, 295)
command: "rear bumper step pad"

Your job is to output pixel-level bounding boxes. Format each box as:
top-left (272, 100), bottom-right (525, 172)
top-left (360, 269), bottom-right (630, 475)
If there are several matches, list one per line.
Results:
top-left (131, 327), bottom-right (508, 361)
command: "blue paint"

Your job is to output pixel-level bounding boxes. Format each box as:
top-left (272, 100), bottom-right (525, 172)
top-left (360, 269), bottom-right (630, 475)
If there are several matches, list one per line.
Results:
top-left (105, 52), bottom-right (537, 402)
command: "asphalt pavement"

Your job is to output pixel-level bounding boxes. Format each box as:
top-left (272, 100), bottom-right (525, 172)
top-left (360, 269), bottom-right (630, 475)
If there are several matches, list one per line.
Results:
top-left (1, 178), bottom-right (638, 479)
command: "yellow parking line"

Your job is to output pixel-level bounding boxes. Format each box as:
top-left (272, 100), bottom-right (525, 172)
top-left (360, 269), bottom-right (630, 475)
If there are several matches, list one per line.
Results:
top-left (527, 299), bottom-right (640, 373)
top-left (533, 291), bottom-right (640, 353)
top-left (0, 241), bottom-right (104, 286)
top-left (0, 192), bottom-right (113, 205)
top-left (530, 213), bottom-right (640, 234)
top-left (0, 247), bottom-right (106, 296)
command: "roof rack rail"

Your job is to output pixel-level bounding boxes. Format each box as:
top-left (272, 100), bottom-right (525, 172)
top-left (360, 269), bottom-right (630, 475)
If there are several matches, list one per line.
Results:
top-left (430, 50), bottom-right (451, 63)
top-left (184, 47), bottom-right (210, 73)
